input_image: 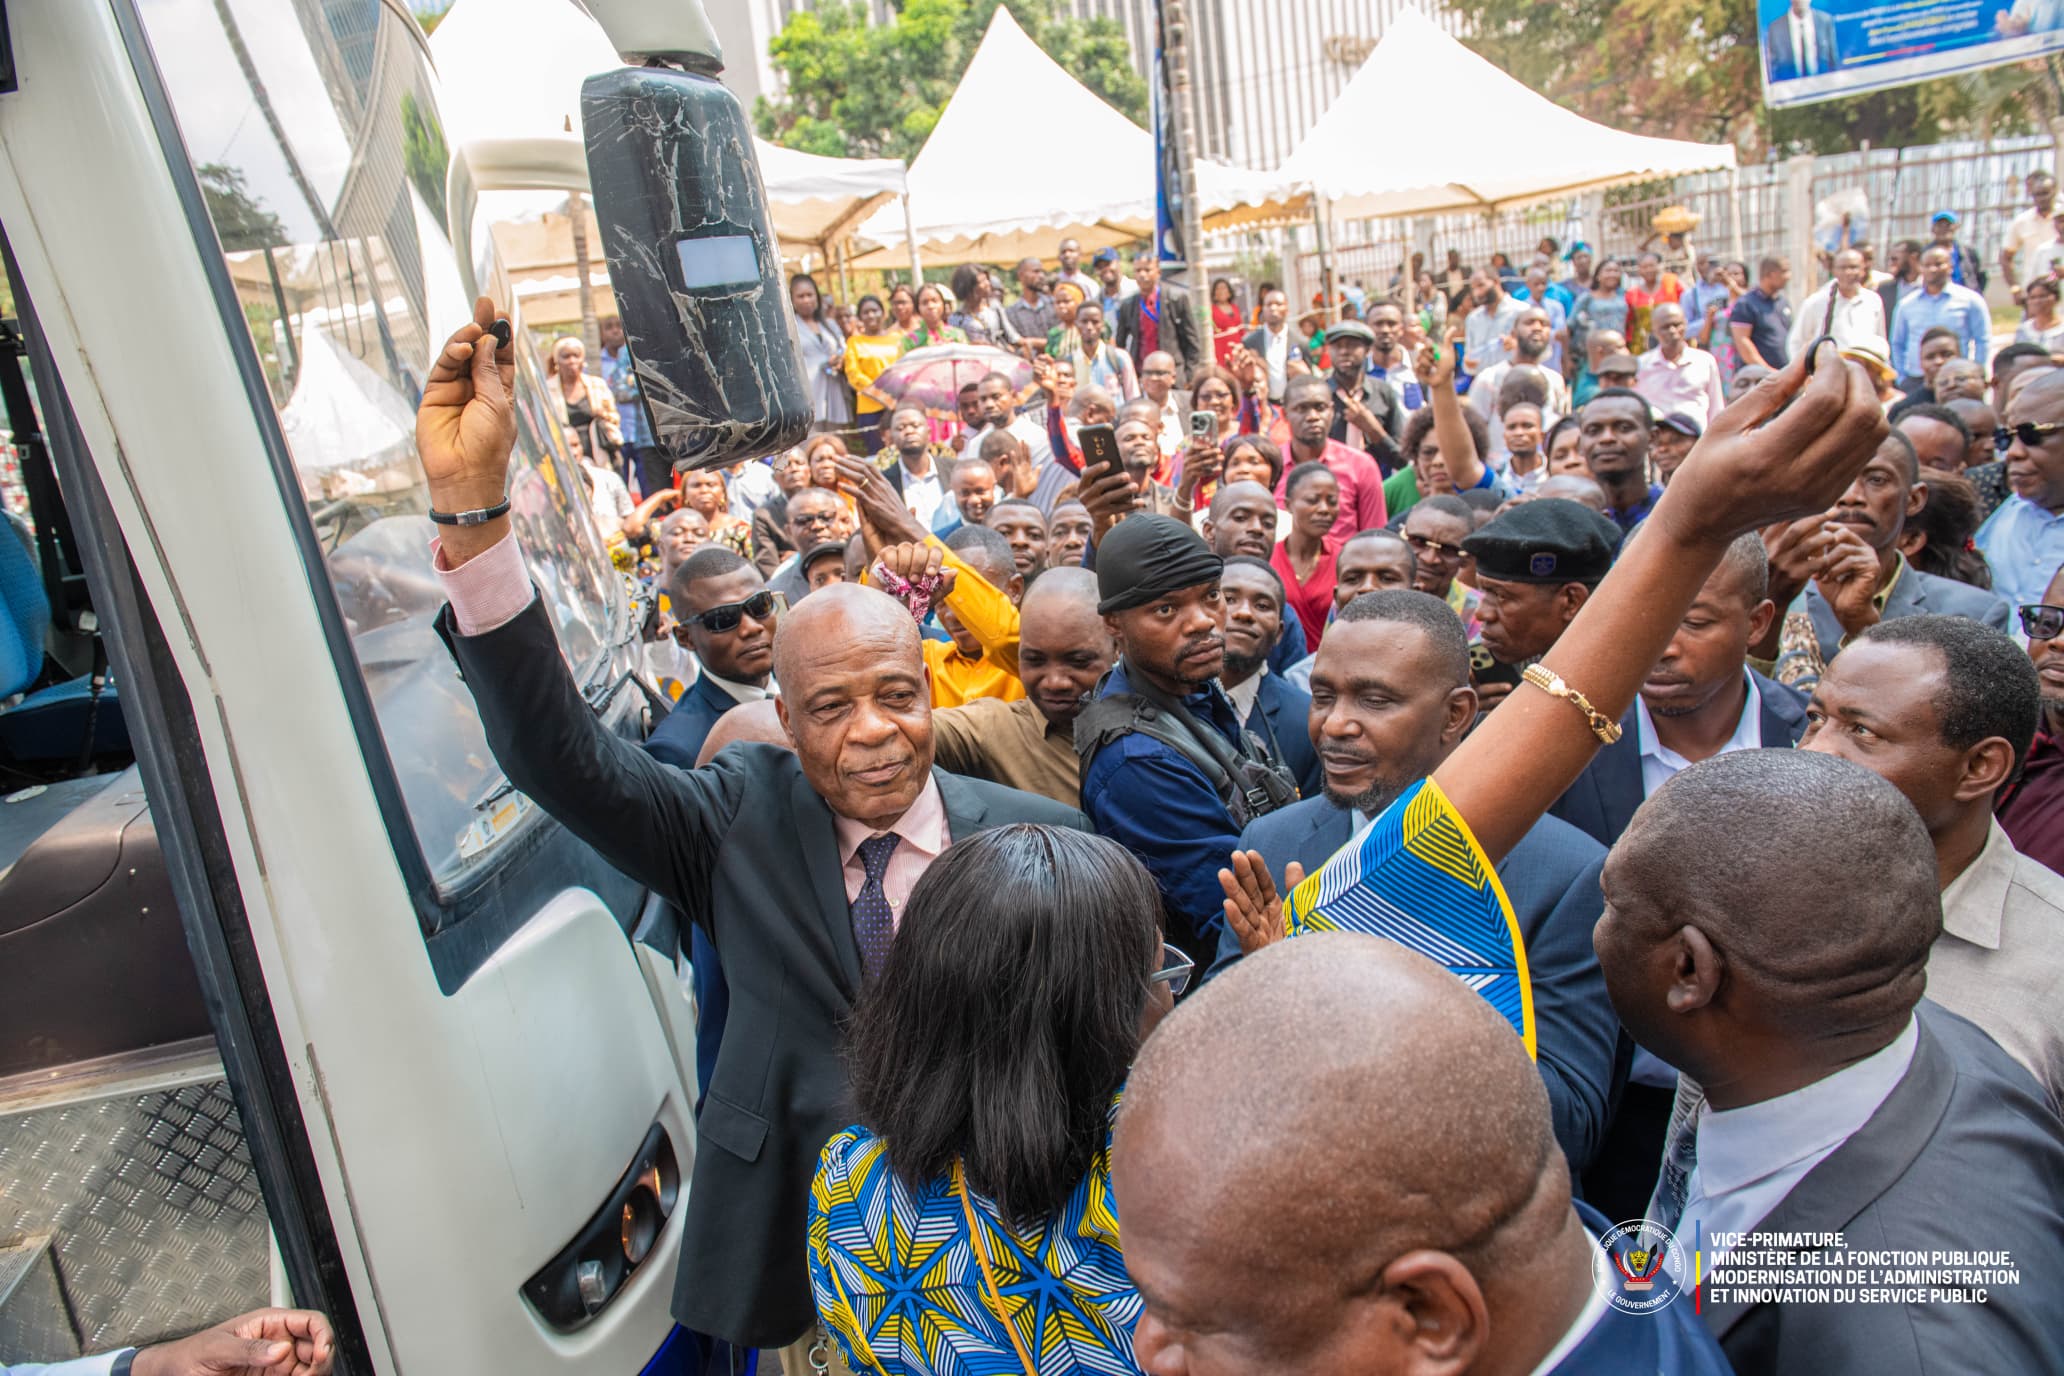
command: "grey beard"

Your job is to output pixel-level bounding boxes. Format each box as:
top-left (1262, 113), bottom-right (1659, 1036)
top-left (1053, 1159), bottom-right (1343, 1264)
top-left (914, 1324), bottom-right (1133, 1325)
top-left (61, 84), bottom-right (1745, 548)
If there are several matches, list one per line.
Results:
top-left (1221, 649), bottom-right (1266, 686)
top-left (1324, 778), bottom-right (1407, 817)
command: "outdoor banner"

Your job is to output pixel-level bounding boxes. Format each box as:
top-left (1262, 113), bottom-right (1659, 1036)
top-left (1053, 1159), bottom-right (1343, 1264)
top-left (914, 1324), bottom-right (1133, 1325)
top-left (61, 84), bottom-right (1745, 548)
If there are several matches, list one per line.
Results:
top-left (1152, 4), bottom-right (1189, 269)
top-left (1762, 0), bottom-right (2064, 108)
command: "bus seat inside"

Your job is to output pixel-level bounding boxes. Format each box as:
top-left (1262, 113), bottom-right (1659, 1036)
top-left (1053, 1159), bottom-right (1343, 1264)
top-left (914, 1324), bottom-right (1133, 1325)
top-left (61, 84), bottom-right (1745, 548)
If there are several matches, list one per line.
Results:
top-left (0, 513), bottom-right (126, 763)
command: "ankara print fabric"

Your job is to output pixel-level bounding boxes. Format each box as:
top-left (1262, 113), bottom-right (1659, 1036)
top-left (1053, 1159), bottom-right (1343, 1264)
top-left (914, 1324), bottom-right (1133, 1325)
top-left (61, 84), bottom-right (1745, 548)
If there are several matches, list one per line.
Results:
top-left (1285, 776), bottom-right (1538, 1056)
top-left (808, 1105), bottom-right (1142, 1376)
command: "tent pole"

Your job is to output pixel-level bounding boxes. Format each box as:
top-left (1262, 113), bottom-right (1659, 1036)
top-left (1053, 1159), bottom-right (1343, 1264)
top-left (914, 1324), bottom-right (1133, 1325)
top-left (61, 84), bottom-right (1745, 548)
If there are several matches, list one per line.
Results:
top-left (1729, 166), bottom-right (1745, 264)
top-left (902, 193), bottom-right (923, 283)
top-left (1313, 194), bottom-right (1336, 326)
top-left (837, 239), bottom-right (853, 307)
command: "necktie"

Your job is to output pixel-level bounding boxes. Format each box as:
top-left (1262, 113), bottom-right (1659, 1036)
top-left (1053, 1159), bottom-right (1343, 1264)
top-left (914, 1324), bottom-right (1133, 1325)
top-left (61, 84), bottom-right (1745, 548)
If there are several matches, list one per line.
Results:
top-left (1648, 1075), bottom-right (1706, 1228)
top-left (851, 833), bottom-right (902, 981)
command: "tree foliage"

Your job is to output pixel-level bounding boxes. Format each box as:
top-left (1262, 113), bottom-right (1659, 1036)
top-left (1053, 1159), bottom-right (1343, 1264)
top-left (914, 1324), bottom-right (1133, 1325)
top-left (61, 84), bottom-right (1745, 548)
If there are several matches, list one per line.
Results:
top-left (198, 163), bottom-right (287, 251)
top-left (1445, 0), bottom-right (2001, 154)
top-left (756, 0), bottom-right (1148, 162)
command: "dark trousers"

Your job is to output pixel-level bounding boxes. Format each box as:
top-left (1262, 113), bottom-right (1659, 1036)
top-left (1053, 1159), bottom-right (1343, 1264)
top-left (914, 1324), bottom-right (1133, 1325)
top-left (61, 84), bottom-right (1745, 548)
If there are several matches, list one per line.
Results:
top-left (629, 443), bottom-right (674, 500)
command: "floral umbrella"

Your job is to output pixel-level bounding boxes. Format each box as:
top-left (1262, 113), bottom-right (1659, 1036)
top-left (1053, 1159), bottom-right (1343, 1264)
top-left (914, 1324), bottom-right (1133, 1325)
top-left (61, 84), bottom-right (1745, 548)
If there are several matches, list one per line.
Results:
top-left (863, 343), bottom-right (1031, 420)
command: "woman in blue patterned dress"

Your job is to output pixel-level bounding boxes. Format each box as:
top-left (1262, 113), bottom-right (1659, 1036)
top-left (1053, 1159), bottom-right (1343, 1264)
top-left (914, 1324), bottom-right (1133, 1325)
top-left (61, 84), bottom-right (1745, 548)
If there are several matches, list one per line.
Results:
top-left (808, 826), bottom-right (1183, 1376)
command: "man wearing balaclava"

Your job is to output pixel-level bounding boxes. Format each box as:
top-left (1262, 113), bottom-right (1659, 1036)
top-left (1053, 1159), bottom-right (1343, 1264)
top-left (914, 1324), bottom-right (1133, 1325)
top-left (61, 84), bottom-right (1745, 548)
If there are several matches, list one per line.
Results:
top-left (1075, 514), bottom-right (1295, 968)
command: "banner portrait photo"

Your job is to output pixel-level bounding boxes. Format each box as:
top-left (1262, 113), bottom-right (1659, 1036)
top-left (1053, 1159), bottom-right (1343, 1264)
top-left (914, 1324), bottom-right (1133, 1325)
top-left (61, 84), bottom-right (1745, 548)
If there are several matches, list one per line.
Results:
top-left (1762, 0), bottom-right (2064, 107)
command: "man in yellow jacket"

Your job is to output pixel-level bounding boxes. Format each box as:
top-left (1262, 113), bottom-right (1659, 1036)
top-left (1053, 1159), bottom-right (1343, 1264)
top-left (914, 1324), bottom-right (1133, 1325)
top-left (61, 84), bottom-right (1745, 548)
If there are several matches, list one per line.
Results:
top-left (871, 525), bottom-right (1025, 709)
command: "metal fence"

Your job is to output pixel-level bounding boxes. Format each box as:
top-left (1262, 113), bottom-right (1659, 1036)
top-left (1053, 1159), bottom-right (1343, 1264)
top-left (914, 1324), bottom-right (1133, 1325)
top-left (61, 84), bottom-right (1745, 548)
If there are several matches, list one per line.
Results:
top-left (1279, 132), bottom-right (2059, 308)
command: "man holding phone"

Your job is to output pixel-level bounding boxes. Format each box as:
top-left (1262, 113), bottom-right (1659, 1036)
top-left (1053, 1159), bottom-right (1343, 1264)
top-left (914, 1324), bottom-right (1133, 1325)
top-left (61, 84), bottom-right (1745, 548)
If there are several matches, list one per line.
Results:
top-left (1324, 320), bottom-right (1404, 472)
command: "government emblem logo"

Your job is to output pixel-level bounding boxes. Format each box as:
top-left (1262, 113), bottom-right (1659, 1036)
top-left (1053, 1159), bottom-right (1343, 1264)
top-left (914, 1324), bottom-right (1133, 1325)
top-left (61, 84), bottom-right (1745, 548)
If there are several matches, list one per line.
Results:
top-left (1592, 1218), bottom-right (1685, 1315)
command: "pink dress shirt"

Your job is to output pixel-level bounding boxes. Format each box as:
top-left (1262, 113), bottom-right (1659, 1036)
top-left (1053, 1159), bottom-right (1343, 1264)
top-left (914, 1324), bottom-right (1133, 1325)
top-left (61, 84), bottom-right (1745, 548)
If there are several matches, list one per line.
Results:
top-left (435, 532), bottom-right (951, 931)
top-left (1633, 345), bottom-right (1726, 430)
top-left (1272, 437), bottom-right (1388, 547)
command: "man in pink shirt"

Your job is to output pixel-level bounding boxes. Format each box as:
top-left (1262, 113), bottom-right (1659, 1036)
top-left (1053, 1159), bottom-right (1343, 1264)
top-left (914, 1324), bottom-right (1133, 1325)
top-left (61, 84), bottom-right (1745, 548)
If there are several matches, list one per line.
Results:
top-left (1272, 373), bottom-right (1387, 542)
top-left (1634, 302), bottom-right (1727, 430)
top-left (414, 297), bottom-right (1087, 1357)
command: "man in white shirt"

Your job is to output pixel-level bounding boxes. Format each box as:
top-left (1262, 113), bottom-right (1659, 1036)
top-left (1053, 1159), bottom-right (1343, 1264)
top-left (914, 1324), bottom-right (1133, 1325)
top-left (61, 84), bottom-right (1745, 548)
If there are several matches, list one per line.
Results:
top-left (1596, 746), bottom-right (2064, 1374)
top-left (2002, 171), bottom-right (2058, 300)
top-left (884, 404), bottom-right (947, 532)
top-left (1462, 267), bottom-right (1525, 376)
top-left (1138, 350), bottom-right (1187, 461)
top-left (1634, 303), bottom-right (1727, 431)
top-left (969, 369), bottom-right (1054, 474)
top-left (1785, 248), bottom-right (1886, 362)
top-left (1800, 616), bottom-right (2064, 1104)
top-left (1052, 236), bottom-right (1100, 302)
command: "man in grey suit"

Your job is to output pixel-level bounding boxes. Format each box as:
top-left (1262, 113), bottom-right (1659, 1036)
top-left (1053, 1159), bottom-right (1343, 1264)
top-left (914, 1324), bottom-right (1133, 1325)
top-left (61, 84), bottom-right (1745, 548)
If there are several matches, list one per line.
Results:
top-left (1761, 429), bottom-right (2009, 674)
top-left (1210, 590), bottom-right (1619, 1170)
top-left (415, 302), bottom-right (1087, 1353)
top-left (1765, 0), bottom-right (1839, 81)
top-left (1599, 748), bottom-right (2064, 1374)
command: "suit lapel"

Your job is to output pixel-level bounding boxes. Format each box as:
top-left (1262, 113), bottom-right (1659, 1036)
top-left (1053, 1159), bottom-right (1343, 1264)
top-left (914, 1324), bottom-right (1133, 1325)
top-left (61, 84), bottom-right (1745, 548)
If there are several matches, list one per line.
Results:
top-left (935, 767), bottom-right (991, 841)
top-left (1703, 1018), bottom-right (1955, 1340)
top-left (1595, 728), bottom-right (1645, 839)
top-left (1302, 802), bottom-right (1355, 875)
top-left (791, 771), bottom-right (865, 995)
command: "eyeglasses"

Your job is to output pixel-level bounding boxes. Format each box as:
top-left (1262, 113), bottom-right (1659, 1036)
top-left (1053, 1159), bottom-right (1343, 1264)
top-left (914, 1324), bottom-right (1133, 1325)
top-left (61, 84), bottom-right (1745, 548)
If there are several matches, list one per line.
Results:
top-left (1405, 532), bottom-right (1469, 561)
top-left (2021, 604), bottom-right (2064, 641)
top-left (1149, 941), bottom-right (1194, 998)
top-left (679, 589), bottom-right (786, 635)
top-left (1995, 422), bottom-right (2064, 453)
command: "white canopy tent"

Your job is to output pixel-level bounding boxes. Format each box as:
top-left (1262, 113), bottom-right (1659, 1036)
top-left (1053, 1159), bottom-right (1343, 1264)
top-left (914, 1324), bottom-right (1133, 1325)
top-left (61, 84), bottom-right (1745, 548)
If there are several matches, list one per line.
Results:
top-left (852, 7), bottom-right (1294, 266)
top-left (428, 0), bottom-right (907, 265)
top-left (1280, 9), bottom-right (1737, 219)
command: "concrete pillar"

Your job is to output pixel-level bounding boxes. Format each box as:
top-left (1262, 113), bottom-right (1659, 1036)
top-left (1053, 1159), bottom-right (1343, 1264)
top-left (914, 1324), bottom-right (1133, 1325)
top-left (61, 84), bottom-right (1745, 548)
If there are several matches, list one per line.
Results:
top-left (1783, 152), bottom-right (1819, 297)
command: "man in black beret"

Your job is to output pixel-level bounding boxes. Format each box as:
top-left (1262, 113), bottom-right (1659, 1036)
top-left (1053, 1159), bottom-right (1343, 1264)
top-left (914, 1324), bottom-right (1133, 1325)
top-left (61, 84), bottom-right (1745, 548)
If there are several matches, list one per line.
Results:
top-left (1076, 514), bottom-right (1297, 968)
top-left (1464, 498), bottom-right (1622, 709)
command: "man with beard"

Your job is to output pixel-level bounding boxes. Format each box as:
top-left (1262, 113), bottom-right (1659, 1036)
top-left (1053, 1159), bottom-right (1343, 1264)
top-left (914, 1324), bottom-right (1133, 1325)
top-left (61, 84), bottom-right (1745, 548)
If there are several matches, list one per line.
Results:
top-left (1218, 558), bottom-right (1322, 795)
top-left (1761, 429), bottom-right (2009, 668)
top-left (1469, 307), bottom-right (1570, 425)
top-left (930, 567), bottom-right (1113, 809)
top-left (1205, 589), bottom-right (1617, 1168)
top-left (1322, 319), bottom-right (1403, 471)
top-left (883, 403), bottom-right (948, 532)
top-left (1578, 388), bottom-right (1664, 532)
top-left (1078, 515), bottom-right (1296, 966)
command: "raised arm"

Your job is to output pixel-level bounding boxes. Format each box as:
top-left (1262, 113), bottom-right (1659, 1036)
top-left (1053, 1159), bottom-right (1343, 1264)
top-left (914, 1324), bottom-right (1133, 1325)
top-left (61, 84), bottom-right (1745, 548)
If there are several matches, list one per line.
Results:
top-left (1434, 339), bottom-right (1886, 862)
top-left (1413, 316), bottom-right (1487, 493)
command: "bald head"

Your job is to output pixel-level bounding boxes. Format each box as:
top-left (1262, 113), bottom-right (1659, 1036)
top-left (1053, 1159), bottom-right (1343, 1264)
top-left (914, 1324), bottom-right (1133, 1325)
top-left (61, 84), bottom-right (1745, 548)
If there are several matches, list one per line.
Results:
top-left (694, 697), bottom-right (793, 767)
top-left (1535, 473), bottom-right (1608, 510)
top-left (1014, 566), bottom-right (1112, 727)
top-left (1116, 938), bottom-right (1576, 1370)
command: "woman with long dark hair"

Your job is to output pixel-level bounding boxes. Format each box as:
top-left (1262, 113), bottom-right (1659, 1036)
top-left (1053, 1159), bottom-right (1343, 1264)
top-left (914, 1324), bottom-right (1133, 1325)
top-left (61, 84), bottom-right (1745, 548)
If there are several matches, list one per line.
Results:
top-left (792, 271), bottom-right (852, 431)
top-left (1209, 277), bottom-right (1243, 365)
top-left (809, 826), bottom-right (1180, 1376)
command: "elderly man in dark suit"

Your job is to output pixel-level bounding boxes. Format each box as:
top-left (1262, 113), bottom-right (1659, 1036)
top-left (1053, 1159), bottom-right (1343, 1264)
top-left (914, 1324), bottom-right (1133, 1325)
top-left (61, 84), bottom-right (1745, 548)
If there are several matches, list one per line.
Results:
top-left (1600, 748), bottom-right (2064, 1374)
top-left (1210, 590), bottom-right (1619, 1171)
top-left (413, 300), bottom-right (1087, 1356)
top-left (1113, 249), bottom-right (1201, 378)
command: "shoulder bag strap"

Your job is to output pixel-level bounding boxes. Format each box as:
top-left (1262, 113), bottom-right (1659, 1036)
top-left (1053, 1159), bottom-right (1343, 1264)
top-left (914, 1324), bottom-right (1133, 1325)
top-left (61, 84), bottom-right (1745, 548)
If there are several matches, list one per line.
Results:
top-left (955, 1159), bottom-right (1041, 1374)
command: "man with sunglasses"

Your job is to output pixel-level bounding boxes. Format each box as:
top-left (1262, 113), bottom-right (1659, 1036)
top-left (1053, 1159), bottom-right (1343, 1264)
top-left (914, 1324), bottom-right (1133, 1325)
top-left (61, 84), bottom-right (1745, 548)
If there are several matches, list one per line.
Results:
top-left (1400, 496), bottom-right (1479, 629)
top-left (646, 549), bottom-right (785, 770)
top-left (1207, 589), bottom-right (1618, 1170)
top-left (1977, 367), bottom-right (2064, 609)
top-left (1763, 429), bottom-right (2009, 669)
top-left (765, 486), bottom-right (844, 605)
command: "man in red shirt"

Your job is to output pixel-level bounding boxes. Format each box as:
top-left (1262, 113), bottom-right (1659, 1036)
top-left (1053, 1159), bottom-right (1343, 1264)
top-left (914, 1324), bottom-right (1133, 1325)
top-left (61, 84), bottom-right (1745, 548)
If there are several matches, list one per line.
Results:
top-left (1114, 249), bottom-right (1202, 377)
top-left (1271, 374), bottom-right (1386, 543)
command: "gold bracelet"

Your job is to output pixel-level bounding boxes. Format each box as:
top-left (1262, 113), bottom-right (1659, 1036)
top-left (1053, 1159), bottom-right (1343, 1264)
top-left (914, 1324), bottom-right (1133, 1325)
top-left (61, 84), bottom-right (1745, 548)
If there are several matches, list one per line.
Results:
top-left (1521, 663), bottom-right (1623, 744)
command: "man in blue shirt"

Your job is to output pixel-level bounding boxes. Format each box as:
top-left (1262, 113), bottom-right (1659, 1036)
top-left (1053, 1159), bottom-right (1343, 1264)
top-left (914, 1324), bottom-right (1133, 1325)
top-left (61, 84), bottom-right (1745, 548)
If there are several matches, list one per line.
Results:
top-left (1728, 255), bottom-right (1794, 370)
top-left (598, 315), bottom-right (662, 497)
top-left (1888, 244), bottom-right (1990, 386)
top-left (1578, 389), bottom-right (1665, 531)
top-left (1978, 366), bottom-right (2064, 608)
top-left (1078, 515), bottom-right (1293, 967)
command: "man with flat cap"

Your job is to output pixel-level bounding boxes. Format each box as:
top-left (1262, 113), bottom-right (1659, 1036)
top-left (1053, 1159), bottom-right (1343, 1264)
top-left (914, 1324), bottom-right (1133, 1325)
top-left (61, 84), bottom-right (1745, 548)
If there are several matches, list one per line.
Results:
top-left (1323, 318), bottom-right (1404, 471)
top-left (1464, 497), bottom-right (1623, 711)
top-left (1652, 410), bottom-right (1701, 485)
top-left (1077, 513), bottom-right (1297, 968)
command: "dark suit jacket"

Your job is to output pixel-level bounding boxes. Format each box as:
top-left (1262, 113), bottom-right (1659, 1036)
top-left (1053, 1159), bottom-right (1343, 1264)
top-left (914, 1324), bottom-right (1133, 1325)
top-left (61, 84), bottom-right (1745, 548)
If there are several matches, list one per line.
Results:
top-left (750, 497), bottom-right (791, 578)
top-left (1708, 1003), bottom-right (2064, 1374)
top-left (1212, 794), bottom-right (1619, 1169)
top-left (1114, 284), bottom-right (1202, 377)
top-left (1242, 672), bottom-right (1322, 798)
top-left (440, 597), bottom-right (1088, 1347)
top-left (1240, 324), bottom-right (1312, 396)
top-left (1764, 7), bottom-right (1838, 82)
top-left (1803, 565), bottom-right (2012, 662)
top-left (1551, 671), bottom-right (1809, 848)
top-left (644, 671), bottom-right (743, 770)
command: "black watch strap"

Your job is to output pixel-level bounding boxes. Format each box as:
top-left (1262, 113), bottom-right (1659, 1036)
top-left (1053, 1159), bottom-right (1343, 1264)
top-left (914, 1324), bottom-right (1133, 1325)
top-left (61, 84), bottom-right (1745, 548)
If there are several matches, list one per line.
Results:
top-left (427, 498), bottom-right (511, 526)
top-left (112, 1349), bottom-right (137, 1376)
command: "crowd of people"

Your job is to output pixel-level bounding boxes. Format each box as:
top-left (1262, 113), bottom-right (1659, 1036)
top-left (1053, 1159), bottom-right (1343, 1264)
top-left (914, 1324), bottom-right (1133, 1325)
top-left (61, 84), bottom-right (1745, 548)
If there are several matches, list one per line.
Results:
top-left (404, 197), bottom-right (2064, 1376)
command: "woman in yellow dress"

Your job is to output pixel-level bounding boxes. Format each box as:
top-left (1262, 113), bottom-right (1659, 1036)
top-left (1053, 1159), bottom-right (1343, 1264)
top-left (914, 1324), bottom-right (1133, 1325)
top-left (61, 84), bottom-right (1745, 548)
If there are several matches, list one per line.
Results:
top-left (842, 293), bottom-right (905, 455)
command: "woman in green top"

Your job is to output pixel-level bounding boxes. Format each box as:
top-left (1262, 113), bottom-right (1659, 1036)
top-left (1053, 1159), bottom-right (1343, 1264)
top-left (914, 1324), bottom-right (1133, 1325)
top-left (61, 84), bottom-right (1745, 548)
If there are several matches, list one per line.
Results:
top-left (901, 282), bottom-right (969, 351)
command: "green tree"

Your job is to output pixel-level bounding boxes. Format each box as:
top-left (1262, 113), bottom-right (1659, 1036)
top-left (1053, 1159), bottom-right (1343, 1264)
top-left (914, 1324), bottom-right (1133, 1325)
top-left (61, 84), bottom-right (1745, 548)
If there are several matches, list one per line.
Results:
top-left (1445, 0), bottom-right (1991, 154)
top-left (197, 162), bottom-right (287, 251)
top-left (756, 0), bottom-right (1147, 162)
top-left (401, 91), bottom-right (450, 226)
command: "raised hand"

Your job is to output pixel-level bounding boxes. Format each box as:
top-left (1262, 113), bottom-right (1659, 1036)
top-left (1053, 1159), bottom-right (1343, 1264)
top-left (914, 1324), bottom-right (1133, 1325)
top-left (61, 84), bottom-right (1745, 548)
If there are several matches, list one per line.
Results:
top-left (1077, 458), bottom-right (1138, 545)
top-left (1217, 851), bottom-right (1306, 954)
top-left (1814, 524), bottom-right (1883, 639)
top-left (832, 454), bottom-right (924, 552)
top-left (417, 296), bottom-right (517, 562)
top-left (1657, 340), bottom-right (1886, 549)
top-left (132, 1307), bottom-right (335, 1376)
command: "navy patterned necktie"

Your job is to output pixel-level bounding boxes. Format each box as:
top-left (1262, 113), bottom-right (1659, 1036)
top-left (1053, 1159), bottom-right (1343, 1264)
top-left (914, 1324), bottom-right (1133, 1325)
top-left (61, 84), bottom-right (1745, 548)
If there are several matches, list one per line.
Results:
top-left (851, 833), bottom-right (902, 981)
top-left (1648, 1076), bottom-right (1705, 1228)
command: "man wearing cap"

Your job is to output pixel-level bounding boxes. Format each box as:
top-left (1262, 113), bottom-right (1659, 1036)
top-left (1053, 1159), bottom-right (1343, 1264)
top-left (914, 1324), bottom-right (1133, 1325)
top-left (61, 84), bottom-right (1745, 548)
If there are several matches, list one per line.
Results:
top-left (1595, 350), bottom-right (1640, 394)
top-left (1323, 318), bottom-right (1403, 471)
top-left (1076, 514), bottom-right (1295, 968)
top-left (1889, 244), bottom-right (1990, 387)
top-left (1634, 301), bottom-right (1725, 430)
top-left (1929, 209), bottom-right (1988, 292)
top-left (1093, 247), bottom-right (1136, 326)
top-left (1651, 412), bottom-right (1700, 484)
top-left (1463, 498), bottom-right (1622, 710)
